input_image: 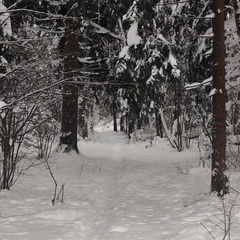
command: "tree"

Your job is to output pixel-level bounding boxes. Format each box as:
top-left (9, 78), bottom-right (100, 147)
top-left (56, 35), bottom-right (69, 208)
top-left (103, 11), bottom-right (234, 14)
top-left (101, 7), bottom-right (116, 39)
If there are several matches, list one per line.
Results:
top-left (0, 0), bottom-right (63, 189)
top-left (59, 1), bottom-right (80, 153)
top-left (115, 0), bottom-right (184, 143)
top-left (211, 0), bottom-right (229, 196)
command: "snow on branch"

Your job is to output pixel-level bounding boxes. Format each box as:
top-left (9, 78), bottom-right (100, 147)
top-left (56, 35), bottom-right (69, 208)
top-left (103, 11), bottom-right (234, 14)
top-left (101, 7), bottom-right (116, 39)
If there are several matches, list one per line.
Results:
top-left (0, 100), bottom-right (8, 111)
top-left (0, 0), bottom-right (12, 36)
top-left (0, 5), bottom-right (124, 41)
top-left (185, 77), bottom-right (212, 90)
top-left (199, 33), bottom-right (214, 38)
top-left (208, 88), bottom-right (217, 97)
top-left (89, 20), bottom-right (123, 41)
top-left (127, 22), bottom-right (142, 46)
top-left (204, 13), bottom-right (215, 19)
top-left (175, 14), bottom-right (216, 20)
top-left (157, 0), bottom-right (190, 7)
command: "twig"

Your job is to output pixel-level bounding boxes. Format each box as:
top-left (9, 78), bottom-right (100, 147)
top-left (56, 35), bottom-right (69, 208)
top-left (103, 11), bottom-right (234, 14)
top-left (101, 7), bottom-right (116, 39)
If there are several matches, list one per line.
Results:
top-left (229, 186), bottom-right (240, 195)
top-left (78, 163), bottom-right (84, 180)
top-left (200, 222), bottom-right (216, 240)
top-left (44, 159), bottom-right (58, 206)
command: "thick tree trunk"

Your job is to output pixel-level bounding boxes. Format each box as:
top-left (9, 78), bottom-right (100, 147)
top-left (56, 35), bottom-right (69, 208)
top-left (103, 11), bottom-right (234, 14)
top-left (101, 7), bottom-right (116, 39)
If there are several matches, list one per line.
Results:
top-left (211, 0), bottom-right (228, 196)
top-left (59, 4), bottom-right (79, 153)
top-left (60, 83), bottom-right (79, 153)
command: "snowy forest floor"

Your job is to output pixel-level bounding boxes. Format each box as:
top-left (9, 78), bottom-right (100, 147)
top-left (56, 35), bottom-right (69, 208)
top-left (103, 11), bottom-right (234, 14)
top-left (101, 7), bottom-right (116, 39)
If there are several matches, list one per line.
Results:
top-left (1, 124), bottom-right (240, 240)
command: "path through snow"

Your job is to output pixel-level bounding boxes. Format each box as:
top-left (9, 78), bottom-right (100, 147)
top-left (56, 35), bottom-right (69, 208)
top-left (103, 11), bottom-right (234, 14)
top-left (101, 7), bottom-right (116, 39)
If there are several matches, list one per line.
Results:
top-left (80, 131), bottom-right (210, 240)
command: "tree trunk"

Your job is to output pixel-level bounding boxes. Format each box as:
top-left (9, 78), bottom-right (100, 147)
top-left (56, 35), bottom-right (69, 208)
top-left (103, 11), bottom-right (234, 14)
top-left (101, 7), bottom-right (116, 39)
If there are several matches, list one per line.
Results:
top-left (79, 96), bottom-right (88, 139)
top-left (211, 0), bottom-right (228, 196)
top-left (172, 103), bottom-right (183, 152)
top-left (120, 116), bottom-right (124, 131)
top-left (155, 111), bottom-right (163, 138)
top-left (60, 83), bottom-right (79, 153)
top-left (1, 115), bottom-right (10, 190)
top-left (137, 116), bottom-right (142, 130)
top-left (128, 118), bottom-right (135, 138)
top-left (59, 3), bottom-right (79, 153)
top-left (113, 98), bottom-right (118, 132)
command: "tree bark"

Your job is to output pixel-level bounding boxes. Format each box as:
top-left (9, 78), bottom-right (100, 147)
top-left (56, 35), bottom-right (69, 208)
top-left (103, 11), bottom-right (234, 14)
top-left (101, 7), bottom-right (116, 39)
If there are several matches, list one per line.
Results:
top-left (59, 2), bottom-right (79, 153)
top-left (79, 97), bottom-right (88, 139)
top-left (120, 116), bottom-right (124, 132)
top-left (128, 118), bottom-right (135, 138)
top-left (211, 0), bottom-right (228, 196)
top-left (155, 111), bottom-right (163, 138)
top-left (113, 98), bottom-right (118, 132)
top-left (60, 83), bottom-right (79, 153)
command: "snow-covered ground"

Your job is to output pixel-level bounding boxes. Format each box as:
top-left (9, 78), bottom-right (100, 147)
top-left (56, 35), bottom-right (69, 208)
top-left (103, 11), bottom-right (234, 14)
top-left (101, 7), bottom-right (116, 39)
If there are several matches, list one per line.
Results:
top-left (1, 124), bottom-right (240, 240)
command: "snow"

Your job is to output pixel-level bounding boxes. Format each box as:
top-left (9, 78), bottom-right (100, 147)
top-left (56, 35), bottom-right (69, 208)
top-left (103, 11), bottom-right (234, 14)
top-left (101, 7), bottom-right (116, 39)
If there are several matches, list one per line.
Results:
top-left (199, 33), bottom-right (214, 38)
top-left (157, 33), bottom-right (170, 45)
top-left (123, 1), bottom-right (138, 21)
top-left (150, 101), bottom-right (154, 109)
top-left (168, 54), bottom-right (180, 77)
top-left (127, 22), bottom-right (142, 46)
top-left (185, 77), bottom-right (212, 90)
top-left (168, 54), bottom-right (177, 68)
top-left (119, 46), bottom-right (130, 59)
top-left (209, 88), bottom-right (217, 97)
top-left (1, 123), bottom-right (240, 239)
top-left (78, 57), bottom-right (95, 64)
top-left (0, 100), bottom-right (7, 110)
top-left (118, 21), bottom-right (142, 61)
top-left (204, 13), bottom-right (215, 19)
top-left (202, 77), bottom-right (212, 85)
top-left (0, 0), bottom-right (12, 36)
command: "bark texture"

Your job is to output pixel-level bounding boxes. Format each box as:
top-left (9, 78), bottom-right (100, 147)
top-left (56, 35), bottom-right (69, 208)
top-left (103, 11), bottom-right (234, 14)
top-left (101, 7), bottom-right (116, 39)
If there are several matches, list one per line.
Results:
top-left (59, 2), bottom-right (79, 153)
top-left (211, 0), bottom-right (229, 195)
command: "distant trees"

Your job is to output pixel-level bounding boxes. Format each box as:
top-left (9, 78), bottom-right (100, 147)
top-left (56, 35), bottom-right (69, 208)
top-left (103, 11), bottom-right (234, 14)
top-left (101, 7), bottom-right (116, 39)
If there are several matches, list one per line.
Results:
top-left (58, 0), bottom-right (122, 147)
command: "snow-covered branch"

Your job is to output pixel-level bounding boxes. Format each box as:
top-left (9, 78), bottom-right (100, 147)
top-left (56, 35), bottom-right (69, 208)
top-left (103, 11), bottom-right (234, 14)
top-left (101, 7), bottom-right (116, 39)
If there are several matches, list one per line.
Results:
top-left (0, 7), bottom-right (124, 41)
top-left (89, 20), bottom-right (123, 41)
top-left (185, 77), bottom-right (212, 90)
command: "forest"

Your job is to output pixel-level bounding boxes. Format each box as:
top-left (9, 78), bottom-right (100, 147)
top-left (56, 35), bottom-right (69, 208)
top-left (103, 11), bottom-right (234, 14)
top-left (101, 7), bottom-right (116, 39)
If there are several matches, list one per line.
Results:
top-left (0, 0), bottom-right (239, 195)
top-left (0, 0), bottom-right (240, 239)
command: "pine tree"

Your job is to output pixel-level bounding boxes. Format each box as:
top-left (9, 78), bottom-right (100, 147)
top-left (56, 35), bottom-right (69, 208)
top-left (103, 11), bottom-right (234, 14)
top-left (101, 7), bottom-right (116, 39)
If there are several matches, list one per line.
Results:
top-left (115, 0), bottom-right (183, 143)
